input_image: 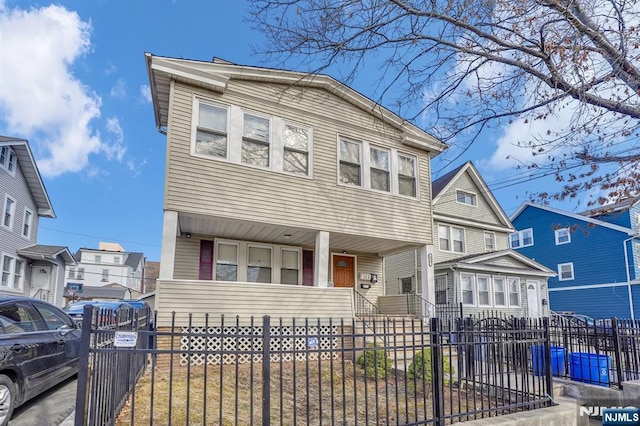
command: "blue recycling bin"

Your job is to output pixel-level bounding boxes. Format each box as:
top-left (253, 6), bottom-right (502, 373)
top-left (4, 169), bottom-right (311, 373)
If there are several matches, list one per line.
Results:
top-left (531, 345), bottom-right (566, 376)
top-left (569, 352), bottom-right (611, 387)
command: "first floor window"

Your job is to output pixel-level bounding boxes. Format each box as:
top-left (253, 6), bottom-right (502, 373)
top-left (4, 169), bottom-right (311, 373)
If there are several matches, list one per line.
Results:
top-left (1, 255), bottom-right (23, 290)
top-left (280, 249), bottom-right (299, 285)
top-left (493, 277), bottom-right (506, 306)
top-left (508, 278), bottom-right (520, 306)
top-left (558, 262), bottom-right (574, 280)
top-left (461, 274), bottom-right (475, 305)
top-left (247, 246), bottom-right (272, 283)
top-left (435, 274), bottom-right (447, 304)
top-left (477, 275), bottom-right (491, 306)
top-left (216, 243), bottom-right (238, 281)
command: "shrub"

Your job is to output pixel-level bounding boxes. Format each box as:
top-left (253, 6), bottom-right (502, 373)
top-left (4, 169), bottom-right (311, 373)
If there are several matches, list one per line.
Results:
top-left (356, 343), bottom-right (393, 379)
top-left (408, 348), bottom-right (455, 385)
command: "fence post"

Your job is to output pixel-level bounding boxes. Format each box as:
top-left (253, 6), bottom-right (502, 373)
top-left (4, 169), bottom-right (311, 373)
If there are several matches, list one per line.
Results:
top-left (611, 318), bottom-right (623, 386)
top-left (75, 304), bottom-right (93, 426)
top-left (262, 316), bottom-right (271, 426)
top-left (542, 317), bottom-right (553, 398)
top-left (430, 317), bottom-right (445, 426)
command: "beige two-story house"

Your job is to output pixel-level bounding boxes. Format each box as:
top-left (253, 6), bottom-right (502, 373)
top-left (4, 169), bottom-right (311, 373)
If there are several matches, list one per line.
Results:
top-left (145, 54), bottom-right (447, 327)
top-left (383, 162), bottom-right (555, 318)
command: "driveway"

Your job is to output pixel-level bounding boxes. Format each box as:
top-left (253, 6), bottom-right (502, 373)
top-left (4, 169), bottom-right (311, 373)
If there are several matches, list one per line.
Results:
top-left (9, 375), bottom-right (76, 425)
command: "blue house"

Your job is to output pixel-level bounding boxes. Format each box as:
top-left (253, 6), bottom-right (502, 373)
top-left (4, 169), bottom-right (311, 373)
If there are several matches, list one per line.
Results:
top-left (510, 202), bottom-right (640, 319)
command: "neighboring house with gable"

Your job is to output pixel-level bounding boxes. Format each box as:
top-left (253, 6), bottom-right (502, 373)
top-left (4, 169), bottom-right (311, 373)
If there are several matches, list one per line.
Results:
top-left (145, 53), bottom-right (447, 326)
top-left (383, 162), bottom-right (555, 318)
top-left (0, 136), bottom-right (75, 307)
top-left (510, 202), bottom-right (640, 319)
top-left (64, 242), bottom-right (147, 302)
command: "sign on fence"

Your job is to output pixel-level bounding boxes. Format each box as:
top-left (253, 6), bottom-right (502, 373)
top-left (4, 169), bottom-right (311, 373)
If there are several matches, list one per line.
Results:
top-left (114, 331), bottom-right (138, 348)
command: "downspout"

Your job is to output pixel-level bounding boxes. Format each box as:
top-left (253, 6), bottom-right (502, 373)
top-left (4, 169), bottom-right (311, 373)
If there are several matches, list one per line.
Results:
top-left (623, 236), bottom-right (637, 320)
top-left (414, 249), bottom-right (419, 294)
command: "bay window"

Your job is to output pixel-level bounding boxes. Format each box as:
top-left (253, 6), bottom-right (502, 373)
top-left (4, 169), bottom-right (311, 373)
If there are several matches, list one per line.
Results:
top-left (509, 278), bottom-right (520, 306)
top-left (477, 275), bottom-right (491, 306)
top-left (461, 273), bottom-right (475, 305)
top-left (493, 277), bottom-right (506, 306)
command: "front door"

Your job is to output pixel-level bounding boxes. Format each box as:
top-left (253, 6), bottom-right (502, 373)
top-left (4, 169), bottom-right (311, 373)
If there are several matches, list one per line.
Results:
top-left (31, 266), bottom-right (51, 302)
top-left (526, 281), bottom-right (540, 318)
top-left (332, 255), bottom-right (355, 288)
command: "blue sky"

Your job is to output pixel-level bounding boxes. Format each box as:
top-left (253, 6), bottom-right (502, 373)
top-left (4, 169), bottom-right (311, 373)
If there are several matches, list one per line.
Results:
top-left (0, 0), bottom-right (582, 261)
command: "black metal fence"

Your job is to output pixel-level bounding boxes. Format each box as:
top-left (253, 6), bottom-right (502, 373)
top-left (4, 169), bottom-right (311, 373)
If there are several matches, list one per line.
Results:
top-left (75, 310), bottom-right (554, 425)
top-left (548, 315), bottom-right (640, 388)
top-left (75, 304), bottom-right (153, 426)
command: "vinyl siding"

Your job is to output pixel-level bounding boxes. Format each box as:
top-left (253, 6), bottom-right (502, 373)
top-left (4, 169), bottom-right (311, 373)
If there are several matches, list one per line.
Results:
top-left (0, 158), bottom-right (39, 297)
top-left (155, 279), bottom-right (354, 327)
top-left (434, 172), bottom-right (505, 226)
top-left (384, 250), bottom-right (416, 295)
top-left (549, 285), bottom-right (634, 319)
top-left (165, 80), bottom-right (433, 245)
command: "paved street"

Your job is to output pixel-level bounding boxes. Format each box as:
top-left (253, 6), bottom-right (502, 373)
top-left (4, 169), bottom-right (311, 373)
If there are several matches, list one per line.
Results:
top-left (9, 376), bottom-right (76, 426)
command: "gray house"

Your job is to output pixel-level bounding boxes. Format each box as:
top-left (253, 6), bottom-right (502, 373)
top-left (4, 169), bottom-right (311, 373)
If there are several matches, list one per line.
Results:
top-left (0, 136), bottom-right (75, 307)
top-left (383, 161), bottom-right (555, 318)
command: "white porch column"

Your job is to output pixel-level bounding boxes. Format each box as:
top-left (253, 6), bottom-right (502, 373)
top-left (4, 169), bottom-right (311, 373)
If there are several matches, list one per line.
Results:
top-left (419, 244), bottom-right (436, 314)
top-left (159, 210), bottom-right (179, 280)
top-left (314, 231), bottom-right (330, 287)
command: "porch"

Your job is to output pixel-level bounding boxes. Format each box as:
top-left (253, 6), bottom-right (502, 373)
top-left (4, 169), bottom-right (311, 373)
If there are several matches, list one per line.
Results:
top-left (154, 279), bottom-right (355, 327)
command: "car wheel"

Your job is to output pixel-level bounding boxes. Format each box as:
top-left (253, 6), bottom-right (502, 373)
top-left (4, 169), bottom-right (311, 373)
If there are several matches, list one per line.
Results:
top-left (0, 375), bottom-right (15, 426)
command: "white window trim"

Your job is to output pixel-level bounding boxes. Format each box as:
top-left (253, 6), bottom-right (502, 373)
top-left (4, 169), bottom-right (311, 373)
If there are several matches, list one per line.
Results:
top-left (558, 262), bottom-right (575, 281)
top-left (438, 224), bottom-right (466, 254)
top-left (2, 194), bottom-right (16, 232)
top-left (190, 96), bottom-right (313, 179)
top-left (214, 239), bottom-right (303, 285)
top-left (22, 207), bottom-right (33, 240)
top-left (476, 274), bottom-right (492, 307)
top-left (493, 276), bottom-right (507, 307)
top-left (484, 231), bottom-right (496, 252)
top-left (508, 277), bottom-right (521, 307)
top-left (0, 147), bottom-right (16, 176)
top-left (455, 188), bottom-right (478, 207)
top-left (336, 135), bottom-right (420, 199)
top-left (460, 273), bottom-right (475, 306)
top-left (1, 253), bottom-right (24, 292)
top-left (510, 228), bottom-right (534, 248)
top-left (554, 228), bottom-right (571, 245)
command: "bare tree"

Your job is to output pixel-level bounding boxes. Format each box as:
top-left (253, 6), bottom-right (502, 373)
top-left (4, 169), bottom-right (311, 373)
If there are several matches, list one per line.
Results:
top-left (248, 0), bottom-right (640, 204)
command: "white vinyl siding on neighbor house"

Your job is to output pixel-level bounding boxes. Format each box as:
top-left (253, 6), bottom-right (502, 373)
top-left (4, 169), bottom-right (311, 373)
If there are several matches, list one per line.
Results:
top-left (1, 254), bottom-right (23, 290)
top-left (510, 228), bottom-right (533, 248)
top-left (555, 228), bottom-right (571, 245)
top-left (22, 208), bottom-right (33, 239)
top-left (192, 97), bottom-right (313, 178)
top-left (558, 262), bottom-right (574, 280)
top-left (438, 224), bottom-right (465, 253)
top-left (2, 195), bottom-right (15, 231)
top-left (338, 136), bottom-right (419, 198)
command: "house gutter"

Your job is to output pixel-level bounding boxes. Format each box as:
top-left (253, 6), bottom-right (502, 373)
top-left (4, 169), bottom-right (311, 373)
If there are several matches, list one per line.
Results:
top-left (623, 236), bottom-right (638, 320)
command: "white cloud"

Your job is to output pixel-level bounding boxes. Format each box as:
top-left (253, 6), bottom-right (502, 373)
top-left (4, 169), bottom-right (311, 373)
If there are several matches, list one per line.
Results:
top-left (139, 84), bottom-right (152, 103)
top-left (110, 78), bottom-right (127, 98)
top-left (104, 117), bottom-right (126, 161)
top-left (0, 3), bottom-right (125, 177)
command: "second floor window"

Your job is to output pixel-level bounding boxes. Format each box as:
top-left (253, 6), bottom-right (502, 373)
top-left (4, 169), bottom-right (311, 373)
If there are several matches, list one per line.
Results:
top-left (102, 269), bottom-right (109, 282)
top-left (555, 228), bottom-right (571, 245)
top-left (339, 138), bottom-right (362, 186)
top-left (370, 146), bottom-right (390, 192)
top-left (398, 154), bottom-right (416, 197)
top-left (68, 267), bottom-right (75, 279)
top-left (242, 113), bottom-right (270, 167)
top-left (2, 196), bottom-right (15, 230)
top-left (95, 255), bottom-right (101, 264)
top-left (484, 232), bottom-right (496, 252)
top-left (76, 268), bottom-right (85, 280)
top-left (195, 102), bottom-right (228, 159)
top-left (22, 209), bottom-right (33, 238)
top-left (283, 124), bottom-right (310, 175)
top-left (510, 228), bottom-right (533, 248)
top-left (438, 224), bottom-right (465, 253)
